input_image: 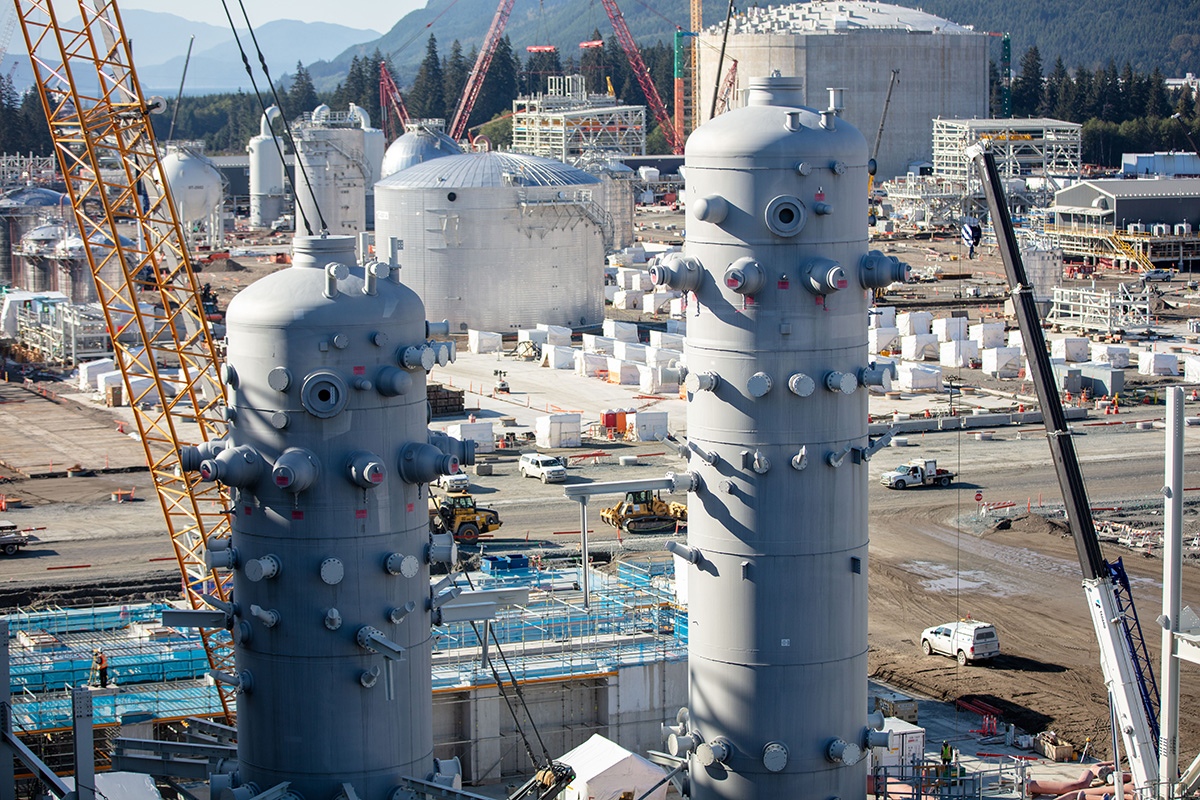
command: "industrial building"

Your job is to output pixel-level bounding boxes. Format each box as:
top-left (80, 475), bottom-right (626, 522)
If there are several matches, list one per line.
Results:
top-left (1047, 178), bottom-right (1200, 271)
top-left (291, 103), bottom-right (386, 237)
top-left (697, 1), bottom-right (989, 182)
top-left (510, 75), bottom-right (647, 165)
top-left (373, 151), bottom-right (608, 332)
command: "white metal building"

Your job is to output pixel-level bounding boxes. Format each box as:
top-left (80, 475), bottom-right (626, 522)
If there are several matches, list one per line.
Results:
top-left (510, 75), bottom-right (646, 165)
top-left (697, 1), bottom-right (989, 181)
top-left (374, 151), bottom-right (607, 332)
top-left (292, 104), bottom-right (385, 238)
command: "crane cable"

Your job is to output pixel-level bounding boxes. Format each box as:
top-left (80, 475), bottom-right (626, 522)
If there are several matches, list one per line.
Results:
top-left (218, 0), bottom-right (328, 237)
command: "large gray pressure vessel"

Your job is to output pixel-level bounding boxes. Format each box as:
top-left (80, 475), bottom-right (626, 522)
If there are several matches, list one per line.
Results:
top-left (182, 235), bottom-right (467, 799)
top-left (652, 76), bottom-right (905, 799)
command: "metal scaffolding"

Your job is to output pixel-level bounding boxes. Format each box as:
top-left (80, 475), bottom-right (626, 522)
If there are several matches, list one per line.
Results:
top-left (933, 118), bottom-right (1082, 186)
top-left (510, 75), bottom-right (646, 165)
top-left (1046, 283), bottom-right (1154, 333)
top-left (15, 298), bottom-right (112, 364)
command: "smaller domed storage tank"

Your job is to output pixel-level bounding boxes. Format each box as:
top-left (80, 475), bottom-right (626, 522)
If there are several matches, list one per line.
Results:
top-left (160, 144), bottom-right (224, 247)
top-left (381, 125), bottom-right (461, 178)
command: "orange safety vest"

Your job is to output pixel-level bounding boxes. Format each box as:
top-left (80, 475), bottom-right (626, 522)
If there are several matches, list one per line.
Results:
top-left (96, 653), bottom-right (107, 669)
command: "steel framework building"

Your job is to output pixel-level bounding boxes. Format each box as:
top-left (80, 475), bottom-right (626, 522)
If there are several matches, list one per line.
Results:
top-left (933, 118), bottom-right (1082, 185)
top-left (510, 75), bottom-right (646, 165)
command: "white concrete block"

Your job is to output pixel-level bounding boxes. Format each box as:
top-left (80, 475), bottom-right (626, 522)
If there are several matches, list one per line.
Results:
top-left (1051, 337), bottom-right (1089, 363)
top-left (932, 317), bottom-right (968, 342)
top-left (900, 333), bottom-right (939, 361)
top-left (603, 320), bottom-right (639, 342)
top-left (939, 340), bottom-right (979, 368)
top-left (896, 311), bottom-right (932, 336)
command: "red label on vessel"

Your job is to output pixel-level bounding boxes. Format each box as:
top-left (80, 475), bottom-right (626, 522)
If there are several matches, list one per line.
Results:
top-left (355, 509), bottom-right (368, 519)
top-left (353, 365), bottom-right (365, 375)
top-left (291, 510), bottom-right (304, 520)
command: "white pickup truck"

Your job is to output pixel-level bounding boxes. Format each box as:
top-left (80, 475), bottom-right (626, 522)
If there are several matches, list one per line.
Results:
top-left (879, 458), bottom-right (957, 489)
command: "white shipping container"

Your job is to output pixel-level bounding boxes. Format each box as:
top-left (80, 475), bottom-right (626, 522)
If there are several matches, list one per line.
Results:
top-left (1090, 344), bottom-right (1130, 369)
top-left (467, 329), bottom-right (504, 354)
top-left (603, 320), bottom-right (640, 342)
top-left (575, 351), bottom-right (609, 377)
top-left (871, 306), bottom-right (897, 329)
top-left (1139, 351), bottom-right (1179, 376)
top-left (537, 324), bottom-right (573, 346)
top-left (939, 340), bottom-right (979, 368)
top-left (534, 413), bottom-right (581, 448)
top-left (613, 340), bottom-right (647, 363)
top-left (896, 363), bottom-right (942, 391)
top-left (447, 422), bottom-right (496, 454)
top-left (969, 323), bottom-right (1005, 349)
top-left (896, 311), bottom-right (932, 336)
top-left (649, 331), bottom-right (686, 350)
top-left (630, 410), bottom-right (669, 442)
top-left (868, 327), bottom-right (899, 354)
top-left (606, 357), bottom-right (640, 384)
top-left (931, 317), bottom-right (968, 342)
top-left (78, 358), bottom-right (115, 390)
top-left (874, 718), bottom-right (926, 769)
top-left (582, 334), bottom-right (616, 354)
top-left (982, 347), bottom-right (1021, 378)
top-left (541, 344), bottom-right (575, 369)
top-left (900, 334), bottom-right (939, 361)
top-left (1051, 337), bottom-right (1089, 363)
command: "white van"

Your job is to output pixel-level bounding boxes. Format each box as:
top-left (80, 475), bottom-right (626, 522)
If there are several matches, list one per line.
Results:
top-left (920, 620), bottom-right (1000, 665)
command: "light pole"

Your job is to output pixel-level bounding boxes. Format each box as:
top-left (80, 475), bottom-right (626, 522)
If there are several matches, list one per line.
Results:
top-left (1171, 112), bottom-right (1199, 157)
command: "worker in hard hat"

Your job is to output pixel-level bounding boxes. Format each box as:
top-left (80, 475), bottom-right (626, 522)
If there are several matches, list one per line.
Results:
top-left (93, 648), bottom-right (108, 688)
top-left (940, 740), bottom-right (953, 776)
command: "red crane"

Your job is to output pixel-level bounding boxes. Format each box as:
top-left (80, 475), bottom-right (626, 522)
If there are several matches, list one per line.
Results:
top-left (449, 0), bottom-right (516, 140)
top-left (379, 61), bottom-right (410, 141)
top-left (599, 0), bottom-right (683, 154)
top-left (714, 59), bottom-right (738, 116)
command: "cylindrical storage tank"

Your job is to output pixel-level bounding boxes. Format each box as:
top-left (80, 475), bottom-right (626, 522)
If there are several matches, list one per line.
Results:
top-left (294, 127), bottom-right (368, 237)
top-left (19, 222), bottom-right (62, 292)
top-left (591, 160), bottom-right (635, 250)
top-left (374, 151), bottom-right (606, 332)
top-left (381, 126), bottom-right (461, 178)
top-left (160, 147), bottom-right (223, 226)
top-left (248, 106), bottom-right (286, 228)
top-left (0, 187), bottom-right (69, 290)
top-left (351, 104), bottom-right (387, 230)
top-left (194, 235), bottom-right (447, 798)
top-left (664, 75), bottom-right (902, 800)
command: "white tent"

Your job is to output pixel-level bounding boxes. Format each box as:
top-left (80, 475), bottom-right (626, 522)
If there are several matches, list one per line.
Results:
top-left (560, 734), bottom-right (668, 800)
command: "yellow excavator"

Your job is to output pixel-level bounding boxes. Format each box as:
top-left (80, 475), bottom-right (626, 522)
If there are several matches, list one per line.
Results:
top-left (601, 489), bottom-right (687, 534)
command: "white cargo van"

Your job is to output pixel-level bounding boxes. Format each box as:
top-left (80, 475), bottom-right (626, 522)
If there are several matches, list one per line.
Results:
top-left (920, 620), bottom-right (1000, 665)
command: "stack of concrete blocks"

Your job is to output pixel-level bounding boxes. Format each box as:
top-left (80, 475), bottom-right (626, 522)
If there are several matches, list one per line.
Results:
top-left (1050, 337), bottom-right (1089, 362)
top-left (541, 345), bottom-right (575, 369)
top-left (575, 351), bottom-right (608, 377)
top-left (939, 340), bottom-right (979, 368)
top-left (535, 413), bottom-right (582, 448)
top-left (897, 363), bottom-right (942, 391)
top-left (896, 311), bottom-right (932, 336)
top-left (649, 331), bottom-right (685, 351)
top-left (582, 334), bottom-right (615, 354)
top-left (1139, 351), bottom-right (1179, 376)
top-left (78, 358), bottom-right (115, 390)
top-left (537, 324), bottom-right (573, 346)
top-left (1089, 344), bottom-right (1130, 369)
top-left (871, 306), bottom-right (897, 330)
top-left (467, 330), bottom-right (503, 354)
top-left (931, 316), bottom-right (968, 343)
top-left (614, 340), bottom-right (647, 364)
top-left (982, 347), bottom-right (1021, 379)
top-left (630, 410), bottom-right (670, 442)
top-left (518, 328), bottom-right (548, 348)
top-left (606, 357), bottom-right (640, 384)
top-left (446, 421), bottom-right (496, 454)
top-left (869, 327), bottom-right (899, 354)
top-left (603, 320), bottom-right (639, 342)
top-left (900, 334), bottom-right (939, 361)
top-left (969, 322), bottom-right (1005, 349)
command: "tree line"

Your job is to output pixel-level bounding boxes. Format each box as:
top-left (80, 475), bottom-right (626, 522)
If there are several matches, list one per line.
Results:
top-left (998, 46), bottom-right (1200, 167)
top-left (2, 39), bottom-right (1198, 169)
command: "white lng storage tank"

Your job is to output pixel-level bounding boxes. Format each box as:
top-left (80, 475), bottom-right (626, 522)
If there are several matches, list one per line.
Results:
top-left (374, 151), bottom-right (607, 332)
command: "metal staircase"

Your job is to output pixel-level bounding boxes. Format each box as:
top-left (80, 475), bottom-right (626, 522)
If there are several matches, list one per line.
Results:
top-left (1108, 232), bottom-right (1157, 272)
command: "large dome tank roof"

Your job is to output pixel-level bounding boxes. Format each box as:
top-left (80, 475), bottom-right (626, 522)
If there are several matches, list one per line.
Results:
top-left (0, 187), bottom-right (67, 208)
top-left (379, 151), bottom-right (600, 189)
top-left (381, 126), bottom-right (462, 178)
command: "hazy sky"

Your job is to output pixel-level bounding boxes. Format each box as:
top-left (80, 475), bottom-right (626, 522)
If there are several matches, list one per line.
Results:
top-left (118, 0), bottom-right (425, 32)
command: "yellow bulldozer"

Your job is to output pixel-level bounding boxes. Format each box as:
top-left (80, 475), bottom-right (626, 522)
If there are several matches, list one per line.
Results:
top-left (600, 489), bottom-right (687, 535)
top-left (429, 491), bottom-right (502, 545)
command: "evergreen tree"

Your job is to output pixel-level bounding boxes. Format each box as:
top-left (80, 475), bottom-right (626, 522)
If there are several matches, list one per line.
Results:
top-left (443, 41), bottom-right (469, 112)
top-left (579, 29), bottom-right (605, 95)
top-left (1072, 66), bottom-right (1095, 121)
top-left (987, 59), bottom-right (1003, 118)
top-left (1041, 57), bottom-right (1069, 119)
top-left (469, 36), bottom-right (519, 128)
top-left (18, 90), bottom-right (52, 155)
top-left (408, 35), bottom-right (446, 121)
top-left (524, 48), bottom-right (563, 96)
top-left (1146, 68), bottom-right (1170, 118)
top-left (1011, 46), bottom-right (1043, 117)
top-left (288, 62), bottom-right (319, 117)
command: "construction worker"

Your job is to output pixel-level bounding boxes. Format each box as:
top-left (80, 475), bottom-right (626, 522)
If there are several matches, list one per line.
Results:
top-left (93, 648), bottom-right (108, 688)
top-left (940, 740), bottom-right (953, 769)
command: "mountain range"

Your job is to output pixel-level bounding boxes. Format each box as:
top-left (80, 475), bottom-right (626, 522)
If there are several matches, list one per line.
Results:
top-left (4, 2), bottom-right (1198, 98)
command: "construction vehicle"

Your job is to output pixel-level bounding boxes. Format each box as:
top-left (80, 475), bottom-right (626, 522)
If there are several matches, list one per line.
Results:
top-left (971, 142), bottom-right (1161, 794)
top-left (600, 489), bottom-right (687, 534)
top-left (429, 490), bottom-right (502, 545)
top-left (879, 458), bottom-right (956, 489)
top-left (0, 520), bottom-right (32, 556)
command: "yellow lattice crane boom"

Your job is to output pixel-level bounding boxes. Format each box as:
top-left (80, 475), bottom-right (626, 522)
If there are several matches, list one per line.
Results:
top-left (15, 0), bottom-right (236, 720)
top-left (690, 0), bottom-right (701, 131)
